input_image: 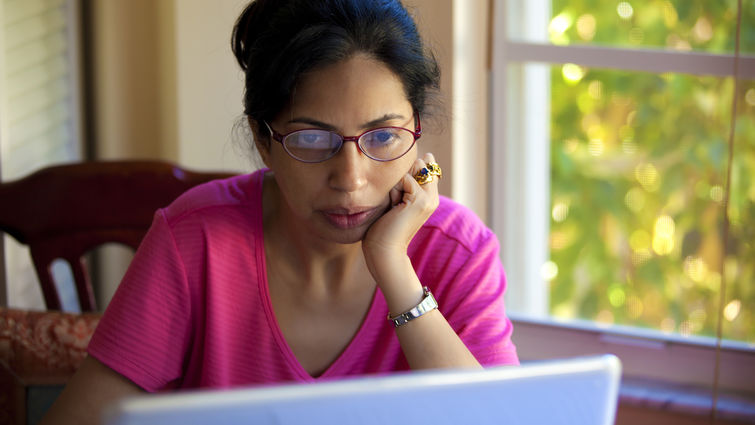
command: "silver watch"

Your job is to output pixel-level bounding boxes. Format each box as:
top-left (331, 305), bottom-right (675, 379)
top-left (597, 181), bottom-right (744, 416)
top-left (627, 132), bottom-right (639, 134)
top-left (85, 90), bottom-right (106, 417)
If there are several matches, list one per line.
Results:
top-left (388, 286), bottom-right (438, 328)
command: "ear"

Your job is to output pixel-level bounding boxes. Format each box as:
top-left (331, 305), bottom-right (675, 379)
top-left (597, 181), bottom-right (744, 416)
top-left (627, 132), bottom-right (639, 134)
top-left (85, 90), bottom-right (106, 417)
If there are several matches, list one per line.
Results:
top-left (248, 116), bottom-right (272, 167)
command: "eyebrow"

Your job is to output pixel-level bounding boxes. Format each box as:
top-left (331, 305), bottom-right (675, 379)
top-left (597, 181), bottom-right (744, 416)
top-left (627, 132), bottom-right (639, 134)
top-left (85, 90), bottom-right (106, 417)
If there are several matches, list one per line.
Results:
top-left (286, 113), bottom-right (407, 131)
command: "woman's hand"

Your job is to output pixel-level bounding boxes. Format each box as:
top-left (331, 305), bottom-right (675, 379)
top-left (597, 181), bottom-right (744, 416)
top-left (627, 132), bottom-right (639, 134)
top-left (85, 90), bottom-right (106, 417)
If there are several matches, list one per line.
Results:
top-left (361, 153), bottom-right (481, 370)
top-left (362, 152), bottom-right (440, 293)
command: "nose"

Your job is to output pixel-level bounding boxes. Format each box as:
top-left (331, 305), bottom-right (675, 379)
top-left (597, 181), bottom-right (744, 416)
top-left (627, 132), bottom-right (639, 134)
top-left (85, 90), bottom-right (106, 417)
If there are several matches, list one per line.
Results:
top-left (327, 140), bottom-right (368, 193)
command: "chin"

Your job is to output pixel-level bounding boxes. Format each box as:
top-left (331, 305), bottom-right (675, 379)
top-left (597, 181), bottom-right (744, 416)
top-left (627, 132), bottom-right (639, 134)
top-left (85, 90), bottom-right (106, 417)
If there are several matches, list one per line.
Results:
top-left (319, 227), bottom-right (368, 245)
top-left (310, 214), bottom-right (375, 245)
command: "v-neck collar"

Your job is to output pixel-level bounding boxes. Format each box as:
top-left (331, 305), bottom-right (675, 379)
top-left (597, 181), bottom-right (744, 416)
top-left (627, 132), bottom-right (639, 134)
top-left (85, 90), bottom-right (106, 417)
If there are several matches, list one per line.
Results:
top-left (252, 169), bottom-right (382, 381)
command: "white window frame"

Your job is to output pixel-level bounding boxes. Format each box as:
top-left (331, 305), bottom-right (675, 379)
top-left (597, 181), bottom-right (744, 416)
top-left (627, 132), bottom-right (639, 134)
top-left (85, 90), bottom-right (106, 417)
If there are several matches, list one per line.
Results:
top-left (0, 0), bottom-right (7, 307)
top-left (490, 0), bottom-right (755, 395)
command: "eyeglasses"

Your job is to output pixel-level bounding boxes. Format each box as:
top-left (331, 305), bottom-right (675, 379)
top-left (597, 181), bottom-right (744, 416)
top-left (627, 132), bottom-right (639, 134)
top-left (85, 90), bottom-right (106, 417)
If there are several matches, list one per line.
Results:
top-left (264, 114), bottom-right (421, 163)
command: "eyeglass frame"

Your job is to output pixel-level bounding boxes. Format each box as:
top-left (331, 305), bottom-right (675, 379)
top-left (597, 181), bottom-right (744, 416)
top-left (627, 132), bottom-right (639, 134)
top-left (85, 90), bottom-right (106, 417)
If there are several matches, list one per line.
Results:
top-left (263, 113), bottom-right (422, 163)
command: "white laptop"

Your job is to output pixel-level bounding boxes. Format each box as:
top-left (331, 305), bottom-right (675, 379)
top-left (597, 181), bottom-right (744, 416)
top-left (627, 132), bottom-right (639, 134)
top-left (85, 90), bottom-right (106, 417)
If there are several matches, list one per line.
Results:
top-left (103, 355), bottom-right (621, 425)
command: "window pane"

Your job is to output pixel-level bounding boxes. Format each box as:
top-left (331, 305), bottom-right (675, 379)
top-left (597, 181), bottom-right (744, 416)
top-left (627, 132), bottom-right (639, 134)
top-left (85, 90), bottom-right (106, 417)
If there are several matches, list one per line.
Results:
top-left (723, 82), bottom-right (755, 342)
top-left (510, 0), bottom-right (755, 54)
top-left (549, 66), bottom-right (754, 344)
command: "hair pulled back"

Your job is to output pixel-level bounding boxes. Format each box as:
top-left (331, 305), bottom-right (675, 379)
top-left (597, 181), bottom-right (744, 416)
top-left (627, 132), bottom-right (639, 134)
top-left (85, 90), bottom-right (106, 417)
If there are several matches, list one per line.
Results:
top-left (231, 0), bottom-right (440, 137)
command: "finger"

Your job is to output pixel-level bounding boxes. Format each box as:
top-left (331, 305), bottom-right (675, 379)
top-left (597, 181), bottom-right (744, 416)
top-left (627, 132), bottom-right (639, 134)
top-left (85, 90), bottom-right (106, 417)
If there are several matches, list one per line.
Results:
top-left (394, 155), bottom-right (428, 190)
top-left (409, 158), bottom-right (435, 188)
top-left (411, 156), bottom-right (442, 190)
top-left (409, 157), bottom-right (428, 177)
top-left (404, 166), bottom-right (439, 214)
top-left (389, 163), bottom-right (412, 205)
top-left (422, 152), bottom-right (442, 179)
top-left (402, 172), bottom-right (420, 199)
top-left (404, 170), bottom-right (435, 205)
top-left (389, 184), bottom-right (402, 206)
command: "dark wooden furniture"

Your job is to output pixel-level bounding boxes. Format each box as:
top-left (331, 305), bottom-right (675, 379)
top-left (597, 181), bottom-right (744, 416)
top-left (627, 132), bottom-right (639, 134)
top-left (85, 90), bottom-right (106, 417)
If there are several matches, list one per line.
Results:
top-left (0, 160), bottom-right (236, 312)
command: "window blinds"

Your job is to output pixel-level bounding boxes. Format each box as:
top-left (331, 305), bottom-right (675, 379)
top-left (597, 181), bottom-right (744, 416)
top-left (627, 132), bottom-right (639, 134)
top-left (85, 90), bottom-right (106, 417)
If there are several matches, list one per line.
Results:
top-left (2, 0), bottom-right (82, 180)
top-left (1, 0), bottom-right (83, 309)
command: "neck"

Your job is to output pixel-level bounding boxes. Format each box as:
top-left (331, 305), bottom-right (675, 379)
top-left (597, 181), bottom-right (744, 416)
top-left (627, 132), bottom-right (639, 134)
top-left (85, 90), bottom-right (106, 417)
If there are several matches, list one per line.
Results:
top-left (262, 174), bottom-right (369, 295)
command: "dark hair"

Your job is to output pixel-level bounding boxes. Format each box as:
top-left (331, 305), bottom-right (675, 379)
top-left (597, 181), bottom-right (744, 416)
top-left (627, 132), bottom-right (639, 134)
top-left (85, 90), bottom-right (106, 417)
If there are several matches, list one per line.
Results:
top-left (231, 0), bottom-right (440, 140)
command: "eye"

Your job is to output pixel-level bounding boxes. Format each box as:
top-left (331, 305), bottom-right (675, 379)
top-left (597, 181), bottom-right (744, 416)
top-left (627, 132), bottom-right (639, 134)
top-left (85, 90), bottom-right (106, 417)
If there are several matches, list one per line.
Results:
top-left (363, 128), bottom-right (400, 146)
top-left (302, 133), bottom-right (322, 143)
top-left (288, 130), bottom-right (334, 149)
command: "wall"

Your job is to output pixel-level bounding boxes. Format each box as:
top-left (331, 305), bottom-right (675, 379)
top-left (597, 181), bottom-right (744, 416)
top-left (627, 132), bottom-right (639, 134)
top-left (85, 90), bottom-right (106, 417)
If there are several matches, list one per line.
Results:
top-left (89, 0), bottom-right (166, 160)
top-left (406, 0), bottom-right (490, 220)
top-left (87, 0), bottom-right (174, 307)
top-left (89, 0), bottom-right (248, 172)
top-left (451, 0), bottom-right (490, 222)
top-left (172, 0), bottom-right (251, 172)
top-left (402, 0), bottom-right (454, 200)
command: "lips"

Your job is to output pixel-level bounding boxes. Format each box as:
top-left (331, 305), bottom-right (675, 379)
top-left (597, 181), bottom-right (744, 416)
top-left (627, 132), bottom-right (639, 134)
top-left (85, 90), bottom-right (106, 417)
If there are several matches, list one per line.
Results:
top-left (320, 206), bottom-right (379, 229)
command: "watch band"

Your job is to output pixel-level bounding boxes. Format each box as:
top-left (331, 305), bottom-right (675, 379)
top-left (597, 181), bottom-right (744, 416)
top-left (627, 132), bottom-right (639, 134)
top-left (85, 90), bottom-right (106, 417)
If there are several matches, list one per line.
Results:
top-left (388, 286), bottom-right (438, 328)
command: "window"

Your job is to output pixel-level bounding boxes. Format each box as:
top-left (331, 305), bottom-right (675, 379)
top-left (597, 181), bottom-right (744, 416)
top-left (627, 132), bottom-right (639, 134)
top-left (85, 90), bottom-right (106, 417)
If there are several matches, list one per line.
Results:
top-left (491, 0), bottom-right (755, 397)
top-left (0, 0), bottom-right (84, 309)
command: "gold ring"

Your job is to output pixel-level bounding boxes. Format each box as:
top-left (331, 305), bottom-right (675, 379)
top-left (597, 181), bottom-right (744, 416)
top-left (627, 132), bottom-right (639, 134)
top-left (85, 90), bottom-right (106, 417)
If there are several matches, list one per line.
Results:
top-left (426, 162), bottom-right (442, 179)
top-left (414, 167), bottom-right (434, 185)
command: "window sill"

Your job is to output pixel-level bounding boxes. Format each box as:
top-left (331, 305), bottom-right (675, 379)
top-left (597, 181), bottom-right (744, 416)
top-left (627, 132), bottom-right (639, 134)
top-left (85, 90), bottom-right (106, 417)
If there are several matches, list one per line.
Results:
top-left (511, 316), bottom-right (755, 395)
top-left (620, 378), bottom-right (755, 424)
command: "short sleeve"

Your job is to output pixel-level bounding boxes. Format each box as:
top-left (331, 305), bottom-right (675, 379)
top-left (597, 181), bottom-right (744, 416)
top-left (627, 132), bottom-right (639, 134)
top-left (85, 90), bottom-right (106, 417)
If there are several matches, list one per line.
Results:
top-left (439, 230), bottom-right (519, 366)
top-left (411, 207), bottom-right (519, 368)
top-left (87, 210), bottom-right (193, 392)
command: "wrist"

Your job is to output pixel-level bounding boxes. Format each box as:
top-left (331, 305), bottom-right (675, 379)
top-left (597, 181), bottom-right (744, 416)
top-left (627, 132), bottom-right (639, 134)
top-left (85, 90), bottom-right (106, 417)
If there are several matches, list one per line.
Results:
top-left (384, 282), bottom-right (425, 319)
top-left (387, 286), bottom-right (438, 327)
top-left (363, 245), bottom-right (409, 281)
top-left (365, 254), bottom-right (425, 315)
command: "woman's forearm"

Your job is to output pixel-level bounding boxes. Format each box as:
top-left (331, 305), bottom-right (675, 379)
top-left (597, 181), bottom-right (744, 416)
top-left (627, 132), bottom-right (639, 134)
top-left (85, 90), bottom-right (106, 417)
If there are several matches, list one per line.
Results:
top-left (40, 356), bottom-right (143, 425)
top-left (395, 309), bottom-right (482, 370)
top-left (369, 253), bottom-right (482, 370)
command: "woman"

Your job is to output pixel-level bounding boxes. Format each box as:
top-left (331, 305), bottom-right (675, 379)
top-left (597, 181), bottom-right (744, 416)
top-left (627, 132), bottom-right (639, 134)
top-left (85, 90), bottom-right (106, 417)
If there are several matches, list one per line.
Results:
top-left (42, 0), bottom-right (518, 423)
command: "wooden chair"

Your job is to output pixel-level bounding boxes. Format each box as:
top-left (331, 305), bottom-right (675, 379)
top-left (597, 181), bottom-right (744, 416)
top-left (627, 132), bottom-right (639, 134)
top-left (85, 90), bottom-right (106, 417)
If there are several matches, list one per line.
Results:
top-left (0, 160), bottom-right (237, 312)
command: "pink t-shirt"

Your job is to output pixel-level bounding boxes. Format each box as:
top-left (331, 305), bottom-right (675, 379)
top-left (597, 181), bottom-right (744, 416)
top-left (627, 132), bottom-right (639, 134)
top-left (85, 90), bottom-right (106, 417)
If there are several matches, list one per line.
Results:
top-left (87, 169), bottom-right (518, 392)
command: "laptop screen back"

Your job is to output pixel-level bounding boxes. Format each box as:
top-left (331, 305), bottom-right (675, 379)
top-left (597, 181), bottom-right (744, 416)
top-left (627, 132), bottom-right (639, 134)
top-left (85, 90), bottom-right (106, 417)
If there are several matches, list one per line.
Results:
top-left (104, 355), bottom-right (621, 425)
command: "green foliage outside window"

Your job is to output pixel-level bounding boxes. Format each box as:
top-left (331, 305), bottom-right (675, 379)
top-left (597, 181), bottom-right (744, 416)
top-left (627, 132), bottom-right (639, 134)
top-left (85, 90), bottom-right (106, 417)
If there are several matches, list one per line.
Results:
top-left (548, 0), bottom-right (755, 343)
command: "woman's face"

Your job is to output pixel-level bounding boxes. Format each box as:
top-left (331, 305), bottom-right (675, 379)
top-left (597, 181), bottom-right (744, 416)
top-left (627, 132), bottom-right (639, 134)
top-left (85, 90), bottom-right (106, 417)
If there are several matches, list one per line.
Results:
top-left (260, 54), bottom-right (418, 245)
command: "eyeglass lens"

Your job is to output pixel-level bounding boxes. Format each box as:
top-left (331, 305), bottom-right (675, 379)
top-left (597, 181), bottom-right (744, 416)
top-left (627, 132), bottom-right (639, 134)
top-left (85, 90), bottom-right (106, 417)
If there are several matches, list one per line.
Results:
top-left (283, 127), bottom-right (415, 162)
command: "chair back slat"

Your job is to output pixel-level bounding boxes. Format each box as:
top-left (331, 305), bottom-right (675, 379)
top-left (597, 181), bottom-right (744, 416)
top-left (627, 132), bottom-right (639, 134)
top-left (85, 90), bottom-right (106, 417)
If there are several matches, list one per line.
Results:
top-left (0, 160), bottom-right (237, 311)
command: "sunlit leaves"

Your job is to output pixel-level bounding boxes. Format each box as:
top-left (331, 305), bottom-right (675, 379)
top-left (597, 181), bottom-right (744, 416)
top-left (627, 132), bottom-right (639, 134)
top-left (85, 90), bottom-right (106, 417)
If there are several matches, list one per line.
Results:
top-left (548, 0), bottom-right (742, 53)
top-left (548, 59), bottom-right (754, 342)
